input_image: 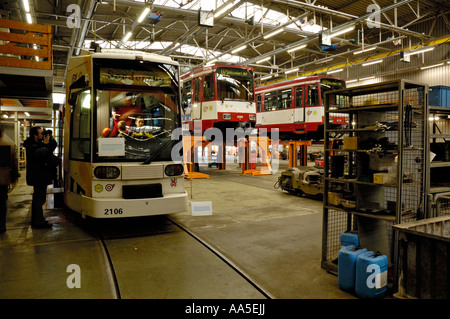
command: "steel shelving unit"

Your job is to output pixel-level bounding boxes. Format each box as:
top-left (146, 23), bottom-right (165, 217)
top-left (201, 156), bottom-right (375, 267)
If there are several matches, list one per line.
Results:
top-left (321, 80), bottom-right (428, 285)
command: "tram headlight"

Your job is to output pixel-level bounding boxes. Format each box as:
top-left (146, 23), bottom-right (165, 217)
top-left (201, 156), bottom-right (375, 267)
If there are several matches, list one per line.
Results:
top-left (222, 113), bottom-right (231, 120)
top-left (249, 114), bottom-right (256, 121)
top-left (94, 166), bottom-right (120, 179)
top-left (165, 164), bottom-right (184, 176)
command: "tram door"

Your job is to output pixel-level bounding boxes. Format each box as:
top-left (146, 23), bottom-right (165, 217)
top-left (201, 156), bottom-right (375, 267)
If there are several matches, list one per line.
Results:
top-left (191, 76), bottom-right (202, 120)
top-left (294, 86), bottom-right (305, 123)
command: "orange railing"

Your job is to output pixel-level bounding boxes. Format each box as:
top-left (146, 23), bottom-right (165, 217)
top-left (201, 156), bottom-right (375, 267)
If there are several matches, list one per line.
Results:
top-left (0, 19), bottom-right (52, 70)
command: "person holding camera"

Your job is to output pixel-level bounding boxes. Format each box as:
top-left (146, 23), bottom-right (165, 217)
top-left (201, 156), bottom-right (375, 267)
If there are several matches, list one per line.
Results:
top-left (0, 126), bottom-right (19, 233)
top-left (23, 126), bottom-right (58, 229)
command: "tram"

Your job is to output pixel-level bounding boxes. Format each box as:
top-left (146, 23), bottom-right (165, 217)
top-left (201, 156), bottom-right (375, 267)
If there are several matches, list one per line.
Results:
top-left (63, 49), bottom-right (188, 218)
top-left (255, 75), bottom-right (346, 140)
top-left (180, 64), bottom-right (256, 134)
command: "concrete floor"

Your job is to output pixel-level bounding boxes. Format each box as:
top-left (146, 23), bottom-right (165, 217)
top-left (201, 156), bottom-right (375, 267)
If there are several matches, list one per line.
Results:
top-left (0, 160), bottom-right (355, 299)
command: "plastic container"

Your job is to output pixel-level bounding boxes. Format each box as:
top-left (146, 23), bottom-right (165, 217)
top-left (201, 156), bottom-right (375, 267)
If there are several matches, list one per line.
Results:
top-left (429, 85), bottom-right (450, 107)
top-left (338, 245), bottom-right (367, 292)
top-left (340, 231), bottom-right (359, 248)
top-left (355, 251), bottom-right (388, 299)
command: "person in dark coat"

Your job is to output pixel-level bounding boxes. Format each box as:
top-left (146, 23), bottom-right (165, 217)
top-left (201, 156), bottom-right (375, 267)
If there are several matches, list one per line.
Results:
top-left (23, 126), bottom-right (57, 229)
top-left (0, 126), bottom-right (19, 233)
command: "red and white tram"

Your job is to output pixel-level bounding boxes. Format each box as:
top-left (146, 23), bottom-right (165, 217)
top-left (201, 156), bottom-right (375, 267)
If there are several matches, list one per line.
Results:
top-left (181, 64), bottom-right (256, 133)
top-left (255, 76), bottom-right (346, 140)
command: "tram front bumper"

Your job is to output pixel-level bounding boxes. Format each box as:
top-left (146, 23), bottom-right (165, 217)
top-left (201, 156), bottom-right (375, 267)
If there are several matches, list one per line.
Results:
top-left (78, 191), bottom-right (188, 218)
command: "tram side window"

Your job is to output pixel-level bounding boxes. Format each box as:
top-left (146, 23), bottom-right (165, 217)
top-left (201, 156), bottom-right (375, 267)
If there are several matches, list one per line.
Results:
top-left (308, 84), bottom-right (320, 106)
top-left (264, 91), bottom-right (277, 111)
top-left (203, 73), bottom-right (215, 101)
top-left (257, 94), bottom-right (262, 112)
top-left (278, 89), bottom-right (292, 109)
top-left (182, 80), bottom-right (192, 110)
top-left (70, 89), bottom-right (91, 161)
top-left (194, 77), bottom-right (201, 102)
top-left (295, 87), bottom-right (303, 107)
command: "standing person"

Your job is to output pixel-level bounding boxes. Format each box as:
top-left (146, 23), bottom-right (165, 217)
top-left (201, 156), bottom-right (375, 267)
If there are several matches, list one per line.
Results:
top-left (0, 126), bottom-right (19, 233)
top-left (23, 126), bottom-right (57, 229)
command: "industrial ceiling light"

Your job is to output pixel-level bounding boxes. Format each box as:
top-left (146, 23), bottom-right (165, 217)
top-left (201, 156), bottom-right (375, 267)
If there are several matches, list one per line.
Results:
top-left (214, 0), bottom-right (235, 18)
top-left (354, 46), bottom-right (377, 55)
top-left (327, 68), bottom-right (343, 74)
top-left (122, 31), bottom-right (132, 43)
top-left (420, 63), bottom-right (444, 70)
top-left (22, 0), bottom-right (30, 12)
top-left (362, 59), bottom-right (383, 67)
top-left (285, 67), bottom-right (299, 74)
top-left (346, 79), bottom-right (358, 83)
top-left (231, 45), bottom-right (247, 54)
top-left (26, 13), bottom-right (32, 24)
top-left (264, 28), bottom-right (284, 39)
top-left (256, 56), bottom-right (271, 64)
top-left (315, 58), bottom-right (333, 64)
top-left (24, 112), bottom-right (30, 117)
top-left (330, 25), bottom-right (354, 38)
top-left (287, 44), bottom-right (306, 53)
top-left (404, 46), bottom-right (434, 57)
top-left (360, 76), bottom-right (375, 81)
top-left (137, 7), bottom-right (151, 23)
top-left (260, 75), bottom-right (273, 81)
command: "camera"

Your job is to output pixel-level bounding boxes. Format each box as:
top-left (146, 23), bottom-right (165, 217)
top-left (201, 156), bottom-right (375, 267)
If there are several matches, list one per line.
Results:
top-left (43, 129), bottom-right (53, 137)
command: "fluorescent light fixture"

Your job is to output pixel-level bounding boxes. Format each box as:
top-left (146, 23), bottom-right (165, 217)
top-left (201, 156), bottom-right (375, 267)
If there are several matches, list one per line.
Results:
top-left (404, 46), bottom-right (434, 57)
top-left (327, 68), bottom-right (343, 75)
top-left (264, 28), bottom-right (284, 39)
top-left (420, 63), bottom-right (444, 70)
top-left (214, 1), bottom-right (235, 18)
top-left (22, 0), bottom-right (30, 12)
top-left (137, 7), bottom-right (151, 23)
top-left (360, 76), bottom-right (375, 81)
top-left (315, 58), bottom-right (333, 64)
top-left (122, 31), bottom-right (132, 43)
top-left (26, 13), bottom-right (32, 24)
top-left (2, 114), bottom-right (8, 119)
top-left (346, 79), bottom-right (358, 83)
top-left (53, 93), bottom-right (66, 104)
top-left (362, 59), bottom-right (383, 66)
top-left (256, 57), bottom-right (271, 64)
top-left (285, 67), bottom-right (299, 74)
top-left (231, 45), bottom-right (246, 54)
top-left (354, 46), bottom-right (377, 55)
top-left (330, 25), bottom-right (354, 38)
top-left (24, 112), bottom-right (30, 117)
top-left (260, 75), bottom-right (273, 81)
top-left (287, 44), bottom-right (306, 53)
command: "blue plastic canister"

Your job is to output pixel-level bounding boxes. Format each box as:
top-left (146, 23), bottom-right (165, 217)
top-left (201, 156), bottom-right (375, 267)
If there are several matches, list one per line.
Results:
top-left (338, 245), bottom-right (367, 292)
top-left (429, 85), bottom-right (450, 107)
top-left (355, 251), bottom-right (388, 299)
top-left (340, 231), bottom-right (359, 248)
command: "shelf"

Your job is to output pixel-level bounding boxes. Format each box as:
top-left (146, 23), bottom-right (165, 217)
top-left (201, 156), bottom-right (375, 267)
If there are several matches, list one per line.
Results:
top-left (325, 177), bottom-right (420, 187)
top-left (324, 205), bottom-right (417, 222)
top-left (430, 186), bottom-right (450, 194)
top-left (327, 104), bottom-right (398, 113)
top-left (430, 161), bottom-right (450, 168)
top-left (430, 134), bottom-right (450, 139)
top-left (429, 106), bottom-right (450, 113)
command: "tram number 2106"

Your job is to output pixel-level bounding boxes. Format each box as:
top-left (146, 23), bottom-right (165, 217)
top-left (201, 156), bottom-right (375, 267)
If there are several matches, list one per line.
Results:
top-left (105, 208), bottom-right (124, 216)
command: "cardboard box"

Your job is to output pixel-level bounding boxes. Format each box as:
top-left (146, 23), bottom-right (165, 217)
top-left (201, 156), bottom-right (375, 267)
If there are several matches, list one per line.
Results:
top-left (373, 172), bottom-right (395, 185)
top-left (343, 136), bottom-right (358, 150)
top-left (328, 192), bottom-right (343, 206)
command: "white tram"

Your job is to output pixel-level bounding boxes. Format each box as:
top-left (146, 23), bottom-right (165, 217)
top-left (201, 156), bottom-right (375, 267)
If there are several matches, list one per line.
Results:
top-left (63, 49), bottom-right (188, 218)
top-left (181, 64), bottom-right (256, 134)
top-left (255, 75), bottom-right (346, 140)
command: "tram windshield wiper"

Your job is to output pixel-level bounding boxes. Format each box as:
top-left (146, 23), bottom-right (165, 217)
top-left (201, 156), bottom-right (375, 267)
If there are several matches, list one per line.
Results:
top-left (141, 138), bottom-right (173, 165)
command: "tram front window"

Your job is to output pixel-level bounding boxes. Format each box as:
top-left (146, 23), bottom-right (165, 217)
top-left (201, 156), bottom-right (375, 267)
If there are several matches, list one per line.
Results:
top-left (96, 89), bottom-right (178, 162)
top-left (216, 67), bottom-right (254, 102)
